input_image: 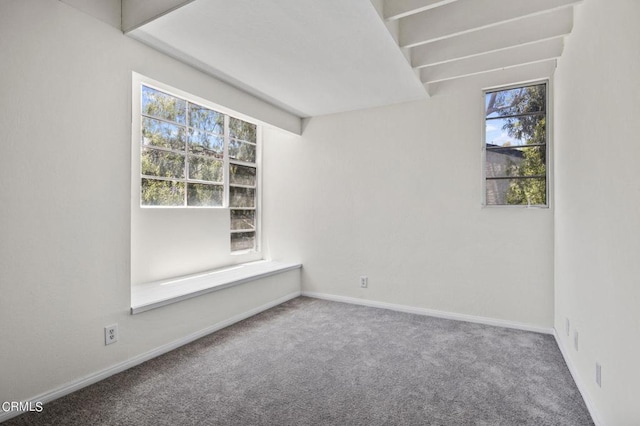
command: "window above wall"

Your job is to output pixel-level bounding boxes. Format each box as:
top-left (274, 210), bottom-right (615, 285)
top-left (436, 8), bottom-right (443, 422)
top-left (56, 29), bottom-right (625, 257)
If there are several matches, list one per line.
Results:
top-left (135, 79), bottom-right (261, 253)
top-left (483, 82), bottom-right (548, 207)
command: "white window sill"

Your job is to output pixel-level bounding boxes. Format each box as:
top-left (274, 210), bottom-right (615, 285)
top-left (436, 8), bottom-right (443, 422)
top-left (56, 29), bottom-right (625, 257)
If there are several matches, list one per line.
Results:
top-left (131, 260), bottom-right (302, 314)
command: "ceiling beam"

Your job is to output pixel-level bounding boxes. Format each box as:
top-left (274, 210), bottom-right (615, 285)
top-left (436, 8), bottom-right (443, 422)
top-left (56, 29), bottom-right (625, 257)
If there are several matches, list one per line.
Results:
top-left (426, 60), bottom-right (557, 96)
top-left (420, 38), bottom-right (564, 84)
top-left (412, 7), bottom-right (573, 68)
top-left (121, 0), bottom-right (194, 33)
top-left (399, 0), bottom-right (581, 48)
top-left (383, 0), bottom-right (459, 21)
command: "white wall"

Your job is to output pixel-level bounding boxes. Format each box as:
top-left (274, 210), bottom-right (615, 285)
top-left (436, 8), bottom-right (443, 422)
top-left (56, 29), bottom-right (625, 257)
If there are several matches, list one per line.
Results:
top-left (264, 90), bottom-right (555, 328)
top-left (0, 0), bottom-right (300, 406)
top-left (0, 0), bottom-right (559, 412)
top-left (554, 1), bottom-right (640, 424)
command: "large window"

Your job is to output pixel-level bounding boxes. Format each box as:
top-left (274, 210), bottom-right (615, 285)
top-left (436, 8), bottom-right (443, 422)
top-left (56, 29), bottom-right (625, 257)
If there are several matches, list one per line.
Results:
top-left (139, 84), bottom-right (260, 252)
top-left (484, 82), bottom-right (548, 206)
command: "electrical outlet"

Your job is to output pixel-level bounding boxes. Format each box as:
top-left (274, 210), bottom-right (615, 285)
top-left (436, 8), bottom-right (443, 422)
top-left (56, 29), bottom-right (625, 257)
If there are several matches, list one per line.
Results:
top-left (565, 318), bottom-right (570, 336)
top-left (105, 324), bottom-right (118, 345)
top-left (596, 362), bottom-right (602, 387)
top-left (573, 330), bottom-right (579, 351)
top-left (360, 276), bottom-right (368, 288)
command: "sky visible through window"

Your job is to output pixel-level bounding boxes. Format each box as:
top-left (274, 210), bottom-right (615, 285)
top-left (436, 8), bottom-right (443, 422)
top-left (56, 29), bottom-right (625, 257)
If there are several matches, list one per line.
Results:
top-left (486, 118), bottom-right (512, 146)
top-left (484, 83), bottom-right (547, 206)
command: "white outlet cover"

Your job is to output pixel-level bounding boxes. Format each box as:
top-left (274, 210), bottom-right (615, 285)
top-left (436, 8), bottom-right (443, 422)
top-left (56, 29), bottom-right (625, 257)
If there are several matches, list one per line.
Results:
top-left (105, 324), bottom-right (118, 346)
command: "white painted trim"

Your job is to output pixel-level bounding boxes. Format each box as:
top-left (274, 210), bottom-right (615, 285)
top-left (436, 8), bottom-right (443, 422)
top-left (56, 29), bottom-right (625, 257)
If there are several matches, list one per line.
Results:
top-left (131, 261), bottom-right (302, 314)
top-left (553, 331), bottom-right (604, 426)
top-left (302, 292), bottom-right (554, 335)
top-left (0, 291), bottom-right (300, 424)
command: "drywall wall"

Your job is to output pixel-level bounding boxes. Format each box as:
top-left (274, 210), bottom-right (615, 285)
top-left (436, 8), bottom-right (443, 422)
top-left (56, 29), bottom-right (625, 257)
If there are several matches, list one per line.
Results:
top-left (263, 88), bottom-right (554, 328)
top-left (0, 0), bottom-right (300, 408)
top-left (554, 1), bottom-right (640, 424)
top-left (60, 0), bottom-right (121, 28)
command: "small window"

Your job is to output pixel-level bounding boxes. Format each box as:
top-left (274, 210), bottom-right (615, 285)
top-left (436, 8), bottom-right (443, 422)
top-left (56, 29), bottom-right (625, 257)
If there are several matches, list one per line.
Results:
top-left (484, 82), bottom-right (548, 206)
top-left (139, 84), bottom-right (260, 252)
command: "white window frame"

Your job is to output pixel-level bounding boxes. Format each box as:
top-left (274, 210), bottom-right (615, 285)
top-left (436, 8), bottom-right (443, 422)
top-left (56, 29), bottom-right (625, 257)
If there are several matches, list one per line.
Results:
top-left (131, 73), bottom-right (262, 253)
top-left (482, 80), bottom-right (550, 208)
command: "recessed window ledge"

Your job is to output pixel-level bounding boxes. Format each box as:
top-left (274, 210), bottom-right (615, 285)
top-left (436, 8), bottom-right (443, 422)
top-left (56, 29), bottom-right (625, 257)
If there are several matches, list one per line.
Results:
top-left (131, 260), bottom-right (302, 314)
top-left (482, 204), bottom-right (550, 209)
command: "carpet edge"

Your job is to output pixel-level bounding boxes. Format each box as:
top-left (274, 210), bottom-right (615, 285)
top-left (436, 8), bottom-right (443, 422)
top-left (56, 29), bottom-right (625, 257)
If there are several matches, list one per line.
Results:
top-left (301, 291), bottom-right (554, 334)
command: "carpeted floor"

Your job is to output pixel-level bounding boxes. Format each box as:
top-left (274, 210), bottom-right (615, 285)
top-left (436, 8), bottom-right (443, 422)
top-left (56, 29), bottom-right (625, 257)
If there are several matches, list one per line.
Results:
top-left (6, 297), bottom-right (593, 425)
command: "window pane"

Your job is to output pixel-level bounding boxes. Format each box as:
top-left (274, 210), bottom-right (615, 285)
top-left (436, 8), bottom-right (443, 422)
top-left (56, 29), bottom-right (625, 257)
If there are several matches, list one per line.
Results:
top-left (189, 104), bottom-right (224, 134)
top-left (142, 117), bottom-right (186, 150)
top-left (230, 187), bottom-right (255, 208)
top-left (188, 156), bottom-right (223, 182)
top-left (485, 84), bottom-right (545, 118)
top-left (486, 115), bottom-right (545, 147)
top-left (141, 178), bottom-right (184, 206)
top-left (187, 183), bottom-right (223, 206)
top-left (188, 129), bottom-right (224, 158)
top-left (141, 86), bottom-right (186, 124)
top-left (229, 139), bottom-right (256, 163)
top-left (230, 164), bottom-right (256, 186)
top-left (486, 178), bottom-right (546, 206)
top-left (141, 148), bottom-right (185, 179)
top-left (229, 117), bottom-right (256, 142)
top-left (486, 146), bottom-right (546, 178)
top-left (231, 232), bottom-right (255, 252)
top-left (231, 210), bottom-right (255, 231)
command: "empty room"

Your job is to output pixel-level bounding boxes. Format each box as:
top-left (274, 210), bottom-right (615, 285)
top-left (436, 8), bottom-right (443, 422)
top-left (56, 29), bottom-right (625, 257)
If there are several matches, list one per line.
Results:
top-left (1, 0), bottom-right (638, 424)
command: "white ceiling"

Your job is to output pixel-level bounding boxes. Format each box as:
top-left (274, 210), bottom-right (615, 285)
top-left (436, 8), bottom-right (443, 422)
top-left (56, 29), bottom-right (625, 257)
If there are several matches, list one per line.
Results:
top-left (128, 0), bottom-right (427, 117)
top-left (125, 0), bottom-right (581, 118)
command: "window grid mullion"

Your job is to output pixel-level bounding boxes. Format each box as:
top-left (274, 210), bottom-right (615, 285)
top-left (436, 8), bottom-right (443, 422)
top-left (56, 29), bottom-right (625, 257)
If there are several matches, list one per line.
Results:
top-left (140, 81), bottom-right (261, 251)
top-left (223, 115), bottom-right (230, 208)
top-left (229, 159), bottom-right (257, 167)
top-left (486, 175), bottom-right (546, 181)
top-left (230, 229), bottom-right (256, 234)
top-left (486, 143), bottom-right (546, 150)
top-left (485, 111), bottom-right (545, 121)
top-left (229, 183), bottom-right (256, 190)
top-left (183, 104), bottom-right (190, 206)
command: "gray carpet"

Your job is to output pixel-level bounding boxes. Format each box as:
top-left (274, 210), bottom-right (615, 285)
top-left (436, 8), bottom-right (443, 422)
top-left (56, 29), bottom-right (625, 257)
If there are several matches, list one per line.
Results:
top-left (6, 297), bottom-right (593, 425)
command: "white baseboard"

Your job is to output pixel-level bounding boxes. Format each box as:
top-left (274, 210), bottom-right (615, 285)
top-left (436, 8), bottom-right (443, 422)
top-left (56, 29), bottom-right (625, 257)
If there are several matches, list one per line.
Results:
top-left (5, 291), bottom-right (599, 424)
top-left (302, 291), bottom-right (554, 335)
top-left (0, 291), bottom-right (301, 424)
top-left (553, 331), bottom-right (604, 426)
